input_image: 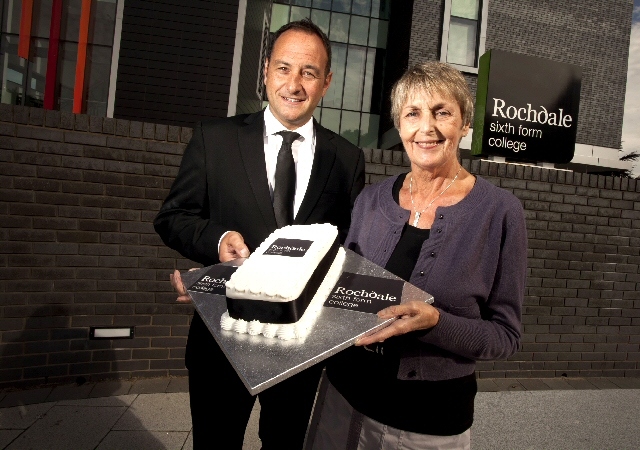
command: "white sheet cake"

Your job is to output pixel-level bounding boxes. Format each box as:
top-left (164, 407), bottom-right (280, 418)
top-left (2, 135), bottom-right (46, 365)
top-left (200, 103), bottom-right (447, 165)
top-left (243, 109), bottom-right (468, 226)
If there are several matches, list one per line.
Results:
top-left (222, 223), bottom-right (344, 340)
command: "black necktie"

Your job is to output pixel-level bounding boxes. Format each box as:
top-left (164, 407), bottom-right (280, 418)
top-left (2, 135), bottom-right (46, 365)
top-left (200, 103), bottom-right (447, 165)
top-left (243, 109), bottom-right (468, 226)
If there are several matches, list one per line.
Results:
top-left (273, 131), bottom-right (300, 228)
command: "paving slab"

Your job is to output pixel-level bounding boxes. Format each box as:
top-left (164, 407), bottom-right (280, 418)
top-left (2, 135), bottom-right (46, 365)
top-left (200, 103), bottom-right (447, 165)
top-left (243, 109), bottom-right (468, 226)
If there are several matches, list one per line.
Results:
top-left (113, 393), bottom-right (191, 432)
top-left (0, 430), bottom-right (22, 449)
top-left (0, 388), bottom-right (52, 408)
top-left (243, 400), bottom-right (261, 450)
top-left (6, 405), bottom-right (126, 450)
top-left (46, 383), bottom-right (95, 402)
top-left (588, 377), bottom-right (622, 389)
top-left (473, 390), bottom-right (640, 450)
top-left (90, 381), bottom-right (133, 398)
top-left (166, 377), bottom-right (189, 393)
top-left (564, 377), bottom-right (598, 390)
top-left (183, 431), bottom-right (193, 450)
top-left (0, 403), bottom-right (55, 429)
top-left (540, 377), bottom-right (574, 390)
top-left (517, 378), bottom-right (550, 391)
top-left (477, 379), bottom-right (499, 392)
top-left (491, 379), bottom-right (525, 391)
top-left (129, 378), bottom-right (170, 395)
top-left (57, 394), bottom-right (137, 407)
top-left (610, 377), bottom-right (640, 389)
top-left (96, 430), bottom-right (189, 450)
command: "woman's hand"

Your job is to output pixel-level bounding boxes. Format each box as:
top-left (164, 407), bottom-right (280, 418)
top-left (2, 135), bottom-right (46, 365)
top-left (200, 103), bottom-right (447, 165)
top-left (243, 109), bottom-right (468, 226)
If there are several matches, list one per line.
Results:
top-left (355, 301), bottom-right (440, 346)
top-left (170, 269), bottom-right (198, 303)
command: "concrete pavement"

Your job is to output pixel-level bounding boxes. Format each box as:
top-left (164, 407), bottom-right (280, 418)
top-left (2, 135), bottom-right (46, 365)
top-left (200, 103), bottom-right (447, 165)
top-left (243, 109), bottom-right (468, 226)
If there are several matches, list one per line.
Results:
top-left (1, 376), bottom-right (639, 449)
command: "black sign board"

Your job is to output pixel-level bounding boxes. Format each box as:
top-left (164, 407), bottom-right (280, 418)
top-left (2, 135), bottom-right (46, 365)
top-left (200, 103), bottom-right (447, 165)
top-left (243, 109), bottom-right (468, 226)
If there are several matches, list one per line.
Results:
top-left (189, 265), bottom-right (238, 295)
top-left (263, 239), bottom-right (313, 257)
top-left (324, 272), bottom-right (403, 314)
top-left (472, 49), bottom-right (582, 164)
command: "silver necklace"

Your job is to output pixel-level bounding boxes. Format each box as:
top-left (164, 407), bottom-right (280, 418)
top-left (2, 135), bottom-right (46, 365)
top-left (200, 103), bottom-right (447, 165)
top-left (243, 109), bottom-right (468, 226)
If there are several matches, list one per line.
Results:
top-left (409, 167), bottom-right (462, 227)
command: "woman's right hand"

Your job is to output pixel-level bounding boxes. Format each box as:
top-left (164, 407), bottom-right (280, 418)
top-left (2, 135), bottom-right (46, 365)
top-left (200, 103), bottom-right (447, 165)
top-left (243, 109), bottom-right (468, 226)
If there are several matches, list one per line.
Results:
top-left (170, 269), bottom-right (193, 303)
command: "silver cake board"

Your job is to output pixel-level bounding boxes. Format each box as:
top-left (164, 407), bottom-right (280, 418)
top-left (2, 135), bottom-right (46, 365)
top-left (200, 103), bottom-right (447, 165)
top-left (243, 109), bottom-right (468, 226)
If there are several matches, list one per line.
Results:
top-left (181, 249), bottom-right (434, 395)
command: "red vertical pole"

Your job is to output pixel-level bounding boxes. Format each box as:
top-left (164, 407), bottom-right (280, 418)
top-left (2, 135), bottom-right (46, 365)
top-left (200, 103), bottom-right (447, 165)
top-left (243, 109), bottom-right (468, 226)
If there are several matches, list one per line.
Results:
top-left (44, 0), bottom-right (64, 110)
top-left (73, 0), bottom-right (92, 114)
top-left (18, 0), bottom-right (34, 59)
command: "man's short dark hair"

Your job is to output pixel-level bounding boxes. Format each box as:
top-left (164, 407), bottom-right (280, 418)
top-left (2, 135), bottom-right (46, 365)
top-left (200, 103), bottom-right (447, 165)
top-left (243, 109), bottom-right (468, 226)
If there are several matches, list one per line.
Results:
top-left (267, 18), bottom-right (332, 75)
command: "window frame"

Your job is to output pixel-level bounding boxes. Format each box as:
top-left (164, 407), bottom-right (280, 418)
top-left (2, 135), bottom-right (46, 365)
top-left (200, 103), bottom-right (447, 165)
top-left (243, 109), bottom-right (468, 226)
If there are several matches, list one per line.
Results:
top-left (439, 0), bottom-right (489, 74)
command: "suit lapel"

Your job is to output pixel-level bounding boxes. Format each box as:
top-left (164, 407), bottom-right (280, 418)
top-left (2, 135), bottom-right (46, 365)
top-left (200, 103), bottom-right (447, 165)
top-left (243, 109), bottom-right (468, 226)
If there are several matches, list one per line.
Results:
top-left (295, 121), bottom-right (336, 224)
top-left (237, 111), bottom-right (277, 230)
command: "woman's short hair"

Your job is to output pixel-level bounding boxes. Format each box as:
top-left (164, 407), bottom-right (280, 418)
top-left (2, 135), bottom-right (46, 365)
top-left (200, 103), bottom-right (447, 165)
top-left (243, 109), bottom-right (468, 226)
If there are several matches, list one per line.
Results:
top-left (390, 62), bottom-right (474, 129)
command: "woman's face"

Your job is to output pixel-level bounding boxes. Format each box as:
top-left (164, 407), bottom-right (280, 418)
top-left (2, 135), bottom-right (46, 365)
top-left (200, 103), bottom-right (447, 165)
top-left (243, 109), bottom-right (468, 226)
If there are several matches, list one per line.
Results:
top-left (399, 89), bottom-right (469, 173)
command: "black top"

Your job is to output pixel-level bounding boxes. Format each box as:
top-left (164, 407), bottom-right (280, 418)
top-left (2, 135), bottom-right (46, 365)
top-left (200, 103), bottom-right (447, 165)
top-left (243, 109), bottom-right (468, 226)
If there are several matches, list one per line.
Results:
top-left (326, 172), bottom-right (476, 436)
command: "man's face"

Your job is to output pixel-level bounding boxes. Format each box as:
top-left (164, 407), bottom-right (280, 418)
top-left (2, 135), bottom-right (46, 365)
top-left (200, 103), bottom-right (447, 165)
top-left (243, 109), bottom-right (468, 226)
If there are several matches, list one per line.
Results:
top-left (264, 29), bottom-right (332, 130)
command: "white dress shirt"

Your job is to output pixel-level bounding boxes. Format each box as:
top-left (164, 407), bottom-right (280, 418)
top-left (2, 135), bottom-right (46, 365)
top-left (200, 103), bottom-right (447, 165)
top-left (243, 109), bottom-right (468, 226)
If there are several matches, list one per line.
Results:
top-left (218, 106), bottom-right (316, 252)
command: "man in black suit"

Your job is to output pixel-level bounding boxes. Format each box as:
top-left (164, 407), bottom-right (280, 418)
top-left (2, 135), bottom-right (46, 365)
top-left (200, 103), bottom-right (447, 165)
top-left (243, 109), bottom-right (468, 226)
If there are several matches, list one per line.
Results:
top-left (154, 19), bottom-right (364, 449)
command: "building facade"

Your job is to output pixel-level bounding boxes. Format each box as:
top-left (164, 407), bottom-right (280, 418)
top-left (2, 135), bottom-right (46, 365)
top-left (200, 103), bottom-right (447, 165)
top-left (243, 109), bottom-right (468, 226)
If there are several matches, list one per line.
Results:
top-left (1, 0), bottom-right (638, 388)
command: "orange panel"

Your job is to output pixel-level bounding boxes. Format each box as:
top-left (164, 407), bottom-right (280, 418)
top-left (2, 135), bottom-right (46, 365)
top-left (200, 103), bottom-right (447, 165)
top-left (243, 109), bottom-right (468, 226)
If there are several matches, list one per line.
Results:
top-left (73, 0), bottom-right (92, 113)
top-left (18, 0), bottom-right (34, 59)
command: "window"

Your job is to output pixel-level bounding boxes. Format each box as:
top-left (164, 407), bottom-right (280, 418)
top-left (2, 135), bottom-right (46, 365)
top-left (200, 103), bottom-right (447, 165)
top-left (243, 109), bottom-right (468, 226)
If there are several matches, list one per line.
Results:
top-left (0, 0), bottom-right (117, 115)
top-left (268, 0), bottom-right (390, 148)
top-left (440, 0), bottom-right (488, 73)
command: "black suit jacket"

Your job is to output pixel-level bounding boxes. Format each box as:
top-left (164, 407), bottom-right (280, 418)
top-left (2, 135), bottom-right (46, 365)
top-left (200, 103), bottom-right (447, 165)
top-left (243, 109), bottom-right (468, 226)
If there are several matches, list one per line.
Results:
top-left (154, 110), bottom-right (365, 369)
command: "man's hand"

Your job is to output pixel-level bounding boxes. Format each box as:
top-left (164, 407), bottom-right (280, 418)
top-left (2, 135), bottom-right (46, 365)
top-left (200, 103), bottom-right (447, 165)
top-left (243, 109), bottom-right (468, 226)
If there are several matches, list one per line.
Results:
top-left (170, 269), bottom-right (193, 303)
top-left (219, 231), bottom-right (250, 262)
top-left (355, 301), bottom-right (440, 346)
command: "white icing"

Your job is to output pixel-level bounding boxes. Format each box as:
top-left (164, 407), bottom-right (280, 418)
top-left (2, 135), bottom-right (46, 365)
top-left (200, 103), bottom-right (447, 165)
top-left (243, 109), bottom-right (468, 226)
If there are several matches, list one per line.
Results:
top-left (220, 311), bottom-right (235, 330)
top-left (233, 319), bottom-right (248, 334)
top-left (226, 224), bottom-right (339, 302)
top-left (248, 320), bottom-right (263, 336)
top-left (220, 247), bottom-right (346, 340)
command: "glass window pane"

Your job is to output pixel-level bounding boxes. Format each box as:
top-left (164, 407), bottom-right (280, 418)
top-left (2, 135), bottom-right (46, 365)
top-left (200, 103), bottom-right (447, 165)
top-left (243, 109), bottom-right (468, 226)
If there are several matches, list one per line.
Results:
top-left (312, 0), bottom-right (331, 10)
top-left (32, 0), bottom-right (54, 38)
top-left (322, 42), bottom-right (346, 108)
top-left (359, 113), bottom-right (379, 148)
top-left (331, 0), bottom-right (350, 13)
top-left (451, 0), bottom-right (479, 20)
top-left (311, 9), bottom-right (330, 35)
top-left (290, 6), bottom-right (310, 22)
top-left (25, 38), bottom-right (47, 107)
top-left (329, 12), bottom-right (349, 43)
top-left (0, 34), bottom-right (25, 105)
top-left (361, 48), bottom-right (375, 112)
top-left (313, 106), bottom-right (322, 123)
top-left (342, 45), bottom-right (366, 111)
top-left (3, 0), bottom-right (22, 34)
top-left (447, 17), bottom-right (477, 66)
top-left (349, 16), bottom-right (368, 46)
top-left (340, 110), bottom-right (360, 145)
top-left (368, 18), bottom-right (387, 48)
top-left (90, 0), bottom-right (117, 45)
top-left (274, 0), bottom-right (291, 4)
top-left (58, 41), bottom-right (77, 111)
top-left (293, 0), bottom-right (312, 6)
top-left (321, 108), bottom-right (340, 134)
top-left (371, 0), bottom-right (389, 19)
top-left (61, 0), bottom-right (82, 42)
top-left (352, 0), bottom-right (371, 17)
top-left (85, 44), bottom-right (111, 116)
top-left (270, 4), bottom-right (290, 32)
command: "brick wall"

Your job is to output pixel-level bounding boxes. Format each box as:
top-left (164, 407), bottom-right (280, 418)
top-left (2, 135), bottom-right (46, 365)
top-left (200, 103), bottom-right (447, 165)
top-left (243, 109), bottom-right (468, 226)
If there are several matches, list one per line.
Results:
top-left (1, 106), bottom-right (639, 389)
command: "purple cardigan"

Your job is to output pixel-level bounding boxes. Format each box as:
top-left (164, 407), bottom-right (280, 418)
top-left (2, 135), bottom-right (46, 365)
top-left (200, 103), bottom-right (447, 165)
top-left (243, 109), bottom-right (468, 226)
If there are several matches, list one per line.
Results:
top-left (345, 175), bottom-right (527, 381)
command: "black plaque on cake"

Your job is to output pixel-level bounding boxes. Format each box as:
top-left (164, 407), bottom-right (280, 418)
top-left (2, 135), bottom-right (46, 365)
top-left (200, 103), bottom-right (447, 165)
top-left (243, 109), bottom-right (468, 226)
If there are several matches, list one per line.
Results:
top-left (189, 265), bottom-right (238, 295)
top-left (325, 272), bottom-right (403, 314)
top-left (225, 237), bottom-right (340, 324)
top-left (263, 239), bottom-right (312, 257)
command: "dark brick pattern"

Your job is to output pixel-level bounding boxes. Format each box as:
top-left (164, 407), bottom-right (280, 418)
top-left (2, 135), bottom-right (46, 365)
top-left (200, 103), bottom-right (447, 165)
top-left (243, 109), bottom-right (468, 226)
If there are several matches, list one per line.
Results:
top-left (406, 0), bottom-right (632, 150)
top-left (1, 105), bottom-right (639, 389)
top-left (0, 105), bottom-right (196, 389)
